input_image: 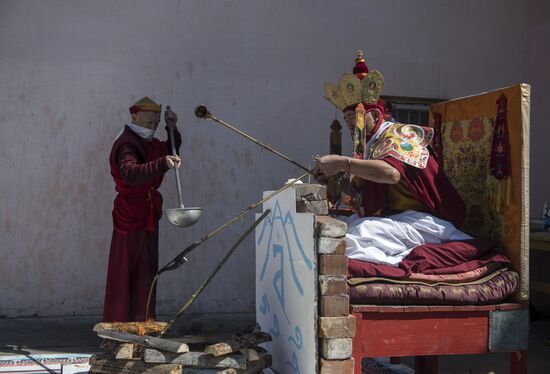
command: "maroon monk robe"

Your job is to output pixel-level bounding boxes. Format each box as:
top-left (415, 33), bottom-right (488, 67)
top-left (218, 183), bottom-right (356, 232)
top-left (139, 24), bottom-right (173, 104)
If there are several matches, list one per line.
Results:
top-left (103, 125), bottom-right (181, 322)
top-left (348, 238), bottom-right (511, 279)
top-left (359, 121), bottom-right (466, 228)
top-left (346, 120), bottom-right (471, 277)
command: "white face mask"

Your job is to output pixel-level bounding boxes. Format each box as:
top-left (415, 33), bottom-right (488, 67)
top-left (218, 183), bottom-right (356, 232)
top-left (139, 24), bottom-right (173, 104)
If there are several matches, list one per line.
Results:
top-left (128, 123), bottom-right (156, 141)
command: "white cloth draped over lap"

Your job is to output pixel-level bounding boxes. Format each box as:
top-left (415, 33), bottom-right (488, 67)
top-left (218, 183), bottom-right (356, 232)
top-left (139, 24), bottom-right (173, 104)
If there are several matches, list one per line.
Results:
top-left (344, 210), bottom-right (472, 267)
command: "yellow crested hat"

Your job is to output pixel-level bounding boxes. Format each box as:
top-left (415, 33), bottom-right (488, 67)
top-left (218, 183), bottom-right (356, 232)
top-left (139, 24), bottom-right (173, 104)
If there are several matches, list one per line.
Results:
top-left (129, 96), bottom-right (161, 114)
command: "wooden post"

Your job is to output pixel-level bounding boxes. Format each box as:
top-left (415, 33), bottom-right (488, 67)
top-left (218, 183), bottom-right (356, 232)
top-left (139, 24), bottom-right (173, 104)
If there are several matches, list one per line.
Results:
top-left (113, 343), bottom-right (135, 359)
top-left (94, 328), bottom-right (189, 353)
top-left (143, 350), bottom-right (246, 369)
top-left (203, 332), bottom-right (271, 357)
top-left (415, 355), bottom-right (438, 374)
top-left (510, 350), bottom-right (528, 374)
top-left (352, 312), bottom-right (363, 374)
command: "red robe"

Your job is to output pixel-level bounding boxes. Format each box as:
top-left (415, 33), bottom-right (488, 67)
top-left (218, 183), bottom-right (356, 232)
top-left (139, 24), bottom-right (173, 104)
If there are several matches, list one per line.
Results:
top-left (360, 122), bottom-right (466, 228)
top-left (103, 125), bottom-right (181, 322)
top-left (348, 121), bottom-right (471, 278)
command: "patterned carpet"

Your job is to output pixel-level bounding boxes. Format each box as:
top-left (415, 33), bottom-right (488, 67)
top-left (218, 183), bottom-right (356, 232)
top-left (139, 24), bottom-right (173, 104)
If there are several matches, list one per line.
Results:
top-left (0, 354), bottom-right (90, 374)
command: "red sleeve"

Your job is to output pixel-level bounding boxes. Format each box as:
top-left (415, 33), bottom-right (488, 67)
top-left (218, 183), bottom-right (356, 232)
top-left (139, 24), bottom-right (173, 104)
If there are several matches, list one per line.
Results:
top-left (358, 153), bottom-right (465, 227)
top-left (116, 144), bottom-right (169, 185)
top-left (381, 155), bottom-right (466, 228)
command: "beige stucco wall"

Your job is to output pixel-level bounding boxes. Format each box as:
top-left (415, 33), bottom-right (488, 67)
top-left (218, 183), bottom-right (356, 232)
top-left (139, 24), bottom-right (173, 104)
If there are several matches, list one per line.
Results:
top-left (1, 0), bottom-right (548, 317)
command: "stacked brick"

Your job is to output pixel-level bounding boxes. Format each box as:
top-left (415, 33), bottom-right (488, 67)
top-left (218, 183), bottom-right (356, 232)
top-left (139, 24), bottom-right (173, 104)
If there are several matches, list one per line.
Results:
top-left (294, 184), bottom-right (355, 374)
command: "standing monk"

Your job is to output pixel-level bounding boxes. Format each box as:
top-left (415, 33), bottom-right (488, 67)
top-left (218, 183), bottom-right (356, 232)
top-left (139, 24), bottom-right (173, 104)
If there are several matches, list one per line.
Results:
top-left (103, 97), bottom-right (181, 322)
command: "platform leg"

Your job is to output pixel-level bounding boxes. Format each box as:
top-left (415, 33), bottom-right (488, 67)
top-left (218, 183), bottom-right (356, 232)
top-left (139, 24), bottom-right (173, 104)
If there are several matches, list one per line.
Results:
top-left (353, 356), bottom-right (362, 374)
top-left (510, 350), bottom-right (528, 374)
top-left (415, 355), bottom-right (438, 374)
top-left (352, 313), bottom-right (363, 374)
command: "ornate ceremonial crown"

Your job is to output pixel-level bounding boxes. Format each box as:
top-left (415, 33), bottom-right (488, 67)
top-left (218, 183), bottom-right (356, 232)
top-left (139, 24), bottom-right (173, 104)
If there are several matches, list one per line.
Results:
top-left (323, 51), bottom-right (384, 111)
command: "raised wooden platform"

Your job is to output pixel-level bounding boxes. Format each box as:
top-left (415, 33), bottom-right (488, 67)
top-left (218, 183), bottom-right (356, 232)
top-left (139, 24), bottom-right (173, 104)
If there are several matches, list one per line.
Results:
top-left (351, 303), bottom-right (528, 374)
top-left (351, 303), bottom-right (526, 313)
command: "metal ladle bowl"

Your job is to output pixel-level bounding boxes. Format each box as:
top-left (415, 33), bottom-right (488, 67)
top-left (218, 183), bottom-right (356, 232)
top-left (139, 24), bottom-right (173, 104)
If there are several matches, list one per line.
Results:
top-left (165, 206), bottom-right (202, 228)
top-left (164, 105), bottom-right (202, 228)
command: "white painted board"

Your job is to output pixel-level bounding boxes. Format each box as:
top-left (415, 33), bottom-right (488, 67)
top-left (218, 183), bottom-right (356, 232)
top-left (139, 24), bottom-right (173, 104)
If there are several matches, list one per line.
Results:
top-left (256, 187), bottom-right (317, 374)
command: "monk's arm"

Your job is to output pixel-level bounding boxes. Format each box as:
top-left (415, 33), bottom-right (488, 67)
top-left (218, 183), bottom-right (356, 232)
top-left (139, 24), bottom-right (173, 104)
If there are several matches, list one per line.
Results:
top-left (314, 155), bottom-right (400, 184)
top-left (117, 144), bottom-right (169, 185)
top-left (349, 158), bottom-right (401, 184)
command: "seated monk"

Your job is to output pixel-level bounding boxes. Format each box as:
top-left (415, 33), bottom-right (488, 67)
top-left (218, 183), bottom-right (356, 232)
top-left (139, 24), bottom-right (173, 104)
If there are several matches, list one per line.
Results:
top-left (313, 51), bottom-right (473, 268)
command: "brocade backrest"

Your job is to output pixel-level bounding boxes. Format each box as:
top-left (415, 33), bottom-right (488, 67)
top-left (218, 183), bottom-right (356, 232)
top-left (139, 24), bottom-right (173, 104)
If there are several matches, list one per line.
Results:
top-left (429, 84), bottom-right (530, 301)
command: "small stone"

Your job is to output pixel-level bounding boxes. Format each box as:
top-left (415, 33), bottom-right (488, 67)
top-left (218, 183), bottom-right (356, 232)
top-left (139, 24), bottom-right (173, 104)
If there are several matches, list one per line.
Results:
top-left (319, 316), bottom-right (356, 338)
top-left (319, 358), bottom-right (355, 374)
top-left (316, 216), bottom-right (347, 238)
top-left (320, 338), bottom-right (353, 359)
top-left (296, 200), bottom-right (329, 215)
top-left (293, 184), bottom-right (327, 201)
top-left (318, 237), bottom-right (346, 255)
top-left (320, 295), bottom-right (350, 317)
top-left (319, 255), bottom-right (347, 276)
top-left (319, 275), bottom-right (348, 296)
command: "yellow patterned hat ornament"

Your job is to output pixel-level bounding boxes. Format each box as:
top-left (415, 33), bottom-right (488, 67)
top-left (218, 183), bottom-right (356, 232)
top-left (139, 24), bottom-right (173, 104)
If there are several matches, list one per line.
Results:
top-left (323, 50), bottom-right (384, 112)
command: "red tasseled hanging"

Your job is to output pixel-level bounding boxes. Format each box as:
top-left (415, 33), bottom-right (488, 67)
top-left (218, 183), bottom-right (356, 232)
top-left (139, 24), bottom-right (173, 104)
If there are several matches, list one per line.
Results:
top-left (489, 95), bottom-right (511, 180)
top-left (490, 94), bottom-right (512, 211)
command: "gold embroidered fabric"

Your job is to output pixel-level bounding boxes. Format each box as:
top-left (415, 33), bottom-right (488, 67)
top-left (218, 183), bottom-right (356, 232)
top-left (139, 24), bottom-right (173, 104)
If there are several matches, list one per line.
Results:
top-left (439, 116), bottom-right (504, 240)
top-left (429, 84), bottom-right (530, 302)
top-left (369, 123), bottom-right (434, 169)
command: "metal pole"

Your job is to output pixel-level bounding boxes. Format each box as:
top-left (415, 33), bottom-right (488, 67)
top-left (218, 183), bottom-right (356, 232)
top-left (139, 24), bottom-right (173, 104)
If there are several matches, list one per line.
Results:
top-left (195, 105), bottom-right (310, 172)
top-left (159, 209), bottom-right (271, 336)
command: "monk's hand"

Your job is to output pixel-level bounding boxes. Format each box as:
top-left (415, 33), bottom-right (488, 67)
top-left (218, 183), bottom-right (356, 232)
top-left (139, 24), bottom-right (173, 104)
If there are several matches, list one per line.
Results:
top-left (313, 154), bottom-right (347, 178)
top-left (166, 155), bottom-right (182, 169)
top-left (312, 169), bottom-right (328, 185)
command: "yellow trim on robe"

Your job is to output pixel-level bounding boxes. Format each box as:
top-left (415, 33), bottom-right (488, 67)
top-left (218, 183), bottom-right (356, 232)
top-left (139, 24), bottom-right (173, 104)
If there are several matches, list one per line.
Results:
top-left (385, 180), bottom-right (426, 213)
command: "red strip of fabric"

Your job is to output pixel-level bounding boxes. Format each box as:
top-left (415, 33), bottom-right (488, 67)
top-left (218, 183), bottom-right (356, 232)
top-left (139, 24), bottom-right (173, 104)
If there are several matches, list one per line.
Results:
top-left (489, 95), bottom-right (511, 179)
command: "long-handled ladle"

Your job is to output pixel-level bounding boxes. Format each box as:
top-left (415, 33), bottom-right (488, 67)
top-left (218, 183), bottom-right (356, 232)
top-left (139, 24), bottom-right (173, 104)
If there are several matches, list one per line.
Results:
top-left (194, 105), bottom-right (310, 173)
top-left (163, 106), bottom-right (202, 228)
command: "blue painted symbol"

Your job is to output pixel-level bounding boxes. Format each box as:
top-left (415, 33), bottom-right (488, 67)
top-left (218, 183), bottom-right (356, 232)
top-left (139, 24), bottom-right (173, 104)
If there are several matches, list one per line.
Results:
top-left (258, 200), bottom-right (313, 297)
top-left (273, 244), bottom-right (291, 325)
top-left (259, 294), bottom-right (270, 315)
top-left (269, 313), bottom-right (280, 338)
top-left (288, 326), bottom-right (303, 350)
top-left (285, 351), bottom-right (301, 374)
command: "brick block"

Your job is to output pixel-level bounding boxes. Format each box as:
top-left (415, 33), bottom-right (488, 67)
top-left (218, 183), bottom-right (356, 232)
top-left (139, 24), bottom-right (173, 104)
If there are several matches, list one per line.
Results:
top-left (319, 316), bottom-right (356, 338)
top-left (319, 255), bottom-right (347, 275)
top-left (319, 358), bottom-right (355, 374)
top-left (318, 237), bottom-right (346, 255)
top-left (320, 338), bottom-right (353, 359)
top-left (319, 275), bottom-right (348, 296)
top-left (296, 200), bottom-right (329, 215)
top-left (294, 183), bottom-right (327, 201)
top-left (316, 216), bottom-right (347, 238)
top-left (320, 295), bottom-right (350, 317)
